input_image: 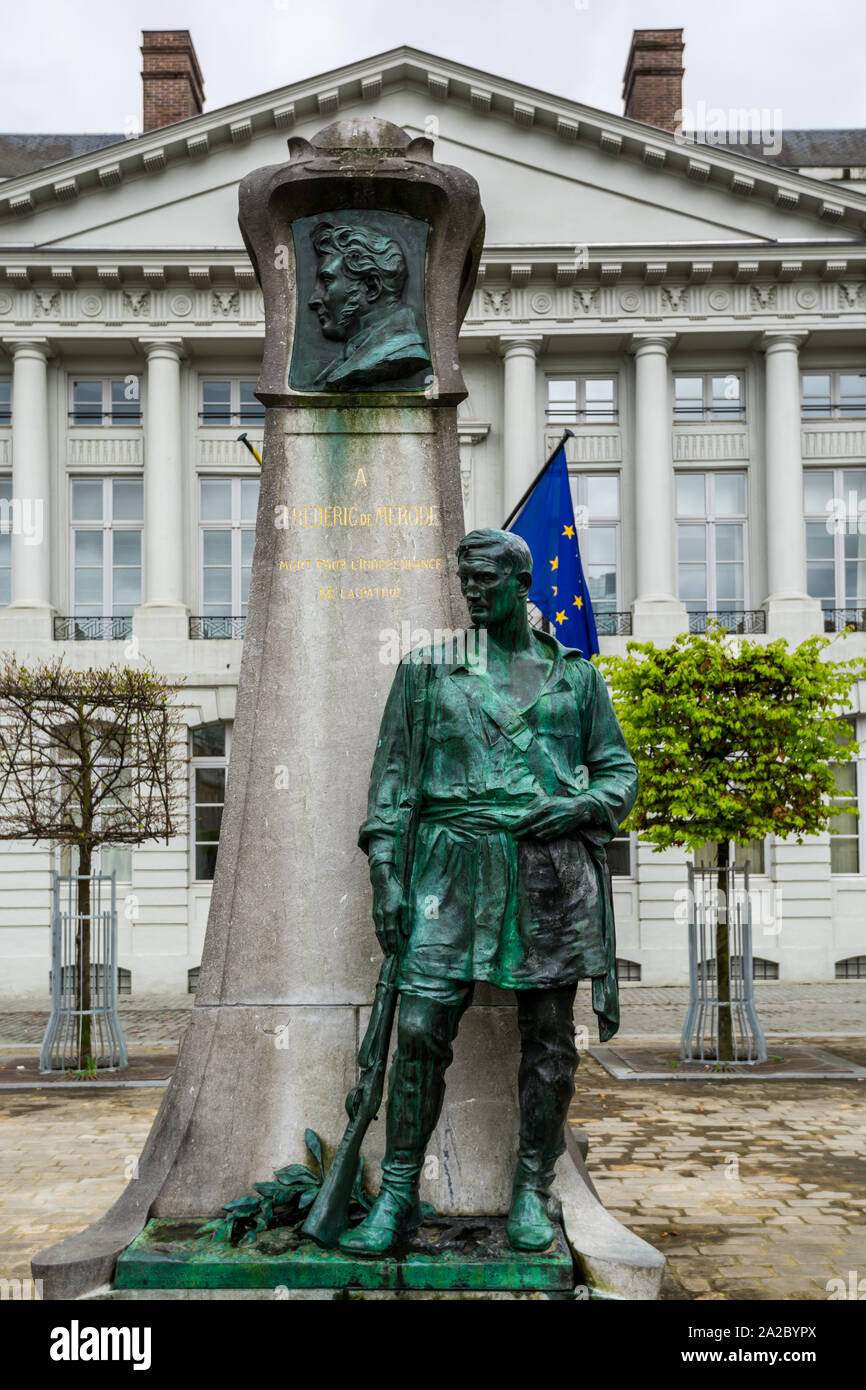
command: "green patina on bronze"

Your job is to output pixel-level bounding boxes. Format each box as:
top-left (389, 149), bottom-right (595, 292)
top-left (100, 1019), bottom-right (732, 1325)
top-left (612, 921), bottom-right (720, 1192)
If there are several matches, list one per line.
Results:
top-left (303, 528), bottom-right (638, 1259)
top-left (115, 1217), bottom-right (573, 1292)
top-left (194, 1129), bottom-right (371, 1249)
top-left (289, 210), bottom-right (431, 393)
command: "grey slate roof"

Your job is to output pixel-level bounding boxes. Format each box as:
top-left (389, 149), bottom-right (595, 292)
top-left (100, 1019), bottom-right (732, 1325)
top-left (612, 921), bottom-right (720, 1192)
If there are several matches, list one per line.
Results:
top-left (712, 130), bottom-right (866, 169)
top-left (0, 133), bottom-right (123, 179)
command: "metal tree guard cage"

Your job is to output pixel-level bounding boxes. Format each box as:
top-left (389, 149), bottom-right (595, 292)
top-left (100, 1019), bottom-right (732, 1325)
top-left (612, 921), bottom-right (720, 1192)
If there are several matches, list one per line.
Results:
top-left (680, 861), bottom-right (768, 1065)
top-left (40, 873), bottom-right (128, 1072)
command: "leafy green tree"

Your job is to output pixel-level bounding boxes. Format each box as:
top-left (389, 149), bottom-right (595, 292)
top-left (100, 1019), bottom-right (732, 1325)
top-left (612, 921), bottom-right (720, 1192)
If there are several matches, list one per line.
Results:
top-left (597, 626), bottom-right (865, 1060)
top-left (0, 658), bottom-right (186, 1069)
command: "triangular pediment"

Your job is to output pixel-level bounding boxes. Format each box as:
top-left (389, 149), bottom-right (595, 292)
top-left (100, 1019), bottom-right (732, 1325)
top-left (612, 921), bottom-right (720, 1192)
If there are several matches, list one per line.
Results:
top-left (1, 46), bottom-right (864, 256)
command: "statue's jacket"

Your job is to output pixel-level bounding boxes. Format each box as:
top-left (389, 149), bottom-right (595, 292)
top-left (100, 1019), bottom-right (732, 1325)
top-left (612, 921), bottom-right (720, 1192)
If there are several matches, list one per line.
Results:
top-left (359, 631), bottom-right (638, 1041)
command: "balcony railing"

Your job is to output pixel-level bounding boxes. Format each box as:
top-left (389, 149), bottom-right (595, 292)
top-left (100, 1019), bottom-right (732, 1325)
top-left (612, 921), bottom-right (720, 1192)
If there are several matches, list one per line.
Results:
top-left (823, 607), bottom-right (866, 633)
top-left (688, 610), bottom-right (766, 635)
top-left (54, 616), bottom-right (132, 641)
top-left (189, 615), bottom-right (246, 640)
top-left (595, 611), bottom-right (633, 636)
top-left (528, 607), bottom-right (632, 637)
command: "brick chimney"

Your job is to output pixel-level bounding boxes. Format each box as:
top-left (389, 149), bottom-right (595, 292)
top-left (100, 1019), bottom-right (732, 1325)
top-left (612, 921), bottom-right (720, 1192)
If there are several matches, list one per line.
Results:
top-left (141, 30), bottom-right (205, 133)
top-left (622, 29), bottom-right (684, 133)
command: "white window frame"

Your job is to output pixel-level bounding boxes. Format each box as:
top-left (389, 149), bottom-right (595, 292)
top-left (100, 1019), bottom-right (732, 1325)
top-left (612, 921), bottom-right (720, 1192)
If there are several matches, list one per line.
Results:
top-left (70, 476), bottom-right (143, 618)
top-left (801, 368), bottom-right (866, 421)
top-left (830, 714), bottom-right (865, 877)
top-left (546, 374), bottom-right (618, 425)
top-left (804, 466), bottom-right (866, 612)
top-left (608, 829), bottom-right (635, 878)
top-left (190, 722), bottom-right (232, 884)
top-left (0, 474), bottom-right (11, 608)
top-left (198, 376), bottom-right (266, 428)
top-left (68, 375), bottom-right (142, 427)
top-left (199, 476), bottom-right (258, 617)
top-left (569, 471), bottom-right (622, 613)
top-left (673, 371), bottom-right (746, 423)
top-left (676, 470), bottom-right (750, 613)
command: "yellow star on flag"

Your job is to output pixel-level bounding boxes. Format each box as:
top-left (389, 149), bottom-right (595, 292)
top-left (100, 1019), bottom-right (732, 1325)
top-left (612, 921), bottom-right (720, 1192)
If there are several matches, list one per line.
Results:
top-left (573, 595), bottom-right (583, 609)
top-left (550, 556), bottom-right (559, 571)
top-left (562, 524), bottom-right (574, 538)
top-left (552, 585), bottom-right (558, 597)
top-left (555, 609), bottom-right (567, 625)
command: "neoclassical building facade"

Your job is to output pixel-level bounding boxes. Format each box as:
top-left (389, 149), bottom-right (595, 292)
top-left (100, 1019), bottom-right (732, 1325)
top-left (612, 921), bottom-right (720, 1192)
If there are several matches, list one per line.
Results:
top-left (0, 36), bottom-right (864, 1000)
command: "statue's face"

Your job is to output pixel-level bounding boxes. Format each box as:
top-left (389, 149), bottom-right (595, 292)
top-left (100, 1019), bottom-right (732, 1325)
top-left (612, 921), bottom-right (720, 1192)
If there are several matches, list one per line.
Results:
top-left (458, 550), bottom-right (529, 628)
top-left (308, 253), bottom-right (370, 341)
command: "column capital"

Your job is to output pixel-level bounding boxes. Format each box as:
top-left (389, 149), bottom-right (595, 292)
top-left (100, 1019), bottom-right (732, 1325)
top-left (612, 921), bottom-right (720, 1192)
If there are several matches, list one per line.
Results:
top-left (1, 336), bottom-right (50, 360)
top-left (761, 330), bottom-right (810, 354)
top-left (629, 332), bottom-right (677, 356)
top-left (498, 334), bottom-right (543, 358)
top-left (138, 337), bottom-right (185, 361)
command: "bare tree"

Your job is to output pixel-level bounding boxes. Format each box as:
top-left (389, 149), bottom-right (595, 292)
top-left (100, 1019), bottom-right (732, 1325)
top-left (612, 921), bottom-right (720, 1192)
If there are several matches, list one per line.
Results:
top-left (0, 657), bottom-right (187, 1068)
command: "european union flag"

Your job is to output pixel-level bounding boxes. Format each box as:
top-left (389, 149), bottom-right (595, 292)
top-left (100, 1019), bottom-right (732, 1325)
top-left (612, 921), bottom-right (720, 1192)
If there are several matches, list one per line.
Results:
top-left (508, 442), bottom-right (600, 656)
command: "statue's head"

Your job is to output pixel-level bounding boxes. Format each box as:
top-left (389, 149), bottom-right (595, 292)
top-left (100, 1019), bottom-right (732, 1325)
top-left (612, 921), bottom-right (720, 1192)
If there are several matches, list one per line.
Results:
top-left (456, 528), bottom-right (533, 628)
top-left (308, 221), bottom-right (408, 341)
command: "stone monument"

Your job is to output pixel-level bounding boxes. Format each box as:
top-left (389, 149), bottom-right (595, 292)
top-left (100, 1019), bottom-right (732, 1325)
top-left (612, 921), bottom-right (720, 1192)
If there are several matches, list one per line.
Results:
top-left (33, 118), bottom-right (664, 1299)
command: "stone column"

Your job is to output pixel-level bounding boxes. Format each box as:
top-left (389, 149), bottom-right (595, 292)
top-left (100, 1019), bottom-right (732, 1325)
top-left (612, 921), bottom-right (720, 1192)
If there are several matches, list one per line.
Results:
top-left (500, 336), bottom-right (542, 518)
top-left (134, 339), bottom-right (188, 641)
top-left (762, 331), bottom-right (822, 638)
top-left (630, 333), bottom-right (686, 641)
top-left (457, 419), bottom-right (490, 530)
top-left (0, 338), bottom-right (54, 641)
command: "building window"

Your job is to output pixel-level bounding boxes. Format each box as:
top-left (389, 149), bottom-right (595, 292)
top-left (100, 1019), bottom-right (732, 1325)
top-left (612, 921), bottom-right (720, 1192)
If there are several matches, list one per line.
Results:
top-left (191, 721), bottom-right (230, 882)
top-left (694, 839), bottom-right (766, 875)
top-left (836, 955), bottom-right (866, 979)
top-left (830, 718), bottom-right (863, 875)
top-left (752, 958), bottom-right (779, 981)
top-left (676, 471), bottom-right (748, 614)
top-left (570, 473), bottom-right (620, 615)
top-left (188, 966), bottom-right (201, 993)
top-left (0, 476), bottom-right (11, 607)
top-left (607, 832), bottom-right (633, 877)
top-left (674, 373), bottom-right (745, 423)
top-left (70, 478), bottom-right (143, 619)
top-left (547, 376), bottom-right (617, 425)
top-left (199, 477), bottom-right (259, 619)
top-left (804, 468), bottom-right (866, 622)
top-left (70, 377), bottom-right (141, 426)
top-left (59, 843), bottom-right (133, 881)
top-left (199, 378), bottom-right (265, 426)
top-left (801, 370), bottom-right (866, 420)
top-left (0, 379), bottom-right (10, 425)
top-left (615, 958), bottom-right (641, 982)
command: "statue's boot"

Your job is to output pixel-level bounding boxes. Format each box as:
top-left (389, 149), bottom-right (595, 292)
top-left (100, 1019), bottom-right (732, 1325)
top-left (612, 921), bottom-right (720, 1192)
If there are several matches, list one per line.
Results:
top-left (507, 984), bottom-right (578, 1253)
top-left (339, 991), bottom-right (466, 1257)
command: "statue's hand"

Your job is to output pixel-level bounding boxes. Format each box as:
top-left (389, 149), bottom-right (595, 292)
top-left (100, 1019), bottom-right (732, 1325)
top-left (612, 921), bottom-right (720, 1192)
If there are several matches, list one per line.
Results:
top-left (371, 864), bottom-right (404, 956)
top-left (514, 795), bottom-right (593, 842)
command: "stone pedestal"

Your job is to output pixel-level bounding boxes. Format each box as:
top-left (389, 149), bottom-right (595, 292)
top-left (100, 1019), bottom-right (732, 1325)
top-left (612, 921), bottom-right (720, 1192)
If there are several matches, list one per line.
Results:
top-left (33, 118), bottom-right (663, 1302)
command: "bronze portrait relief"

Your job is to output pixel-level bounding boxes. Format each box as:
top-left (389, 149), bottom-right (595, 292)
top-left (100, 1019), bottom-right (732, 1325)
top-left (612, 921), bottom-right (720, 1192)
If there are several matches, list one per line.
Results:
top-left (289, 210), bottom-right (432, 393)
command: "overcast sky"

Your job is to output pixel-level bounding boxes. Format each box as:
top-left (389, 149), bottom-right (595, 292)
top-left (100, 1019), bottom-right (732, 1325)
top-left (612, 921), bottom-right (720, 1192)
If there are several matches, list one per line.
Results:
top-left (2, 0), bottom-right (865, 133)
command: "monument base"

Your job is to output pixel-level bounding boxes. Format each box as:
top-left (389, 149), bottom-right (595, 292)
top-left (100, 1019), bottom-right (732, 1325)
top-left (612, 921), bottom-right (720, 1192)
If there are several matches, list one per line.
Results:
top-left (114, 1216), bottom-right (573, 1295)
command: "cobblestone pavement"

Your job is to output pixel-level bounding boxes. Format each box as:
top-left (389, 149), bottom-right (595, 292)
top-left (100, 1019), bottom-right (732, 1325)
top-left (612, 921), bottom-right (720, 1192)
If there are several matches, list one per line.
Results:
top-left (0, 1040), bottom-right (864, 1299)
top-left (0, 982), bottom-right (863, 1045)
top-left (571, 1041), bottom-right (866, 1301)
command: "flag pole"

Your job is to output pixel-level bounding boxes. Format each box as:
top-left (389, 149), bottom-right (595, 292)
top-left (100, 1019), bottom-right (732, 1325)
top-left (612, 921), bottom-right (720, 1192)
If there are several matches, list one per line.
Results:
top-left (501, 429), bottom-right (574, 530)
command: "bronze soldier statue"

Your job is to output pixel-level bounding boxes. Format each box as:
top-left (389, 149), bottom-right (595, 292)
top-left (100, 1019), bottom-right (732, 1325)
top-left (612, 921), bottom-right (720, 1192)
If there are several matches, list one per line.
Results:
top-left (340, 527), bottom-right (638, 1255)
